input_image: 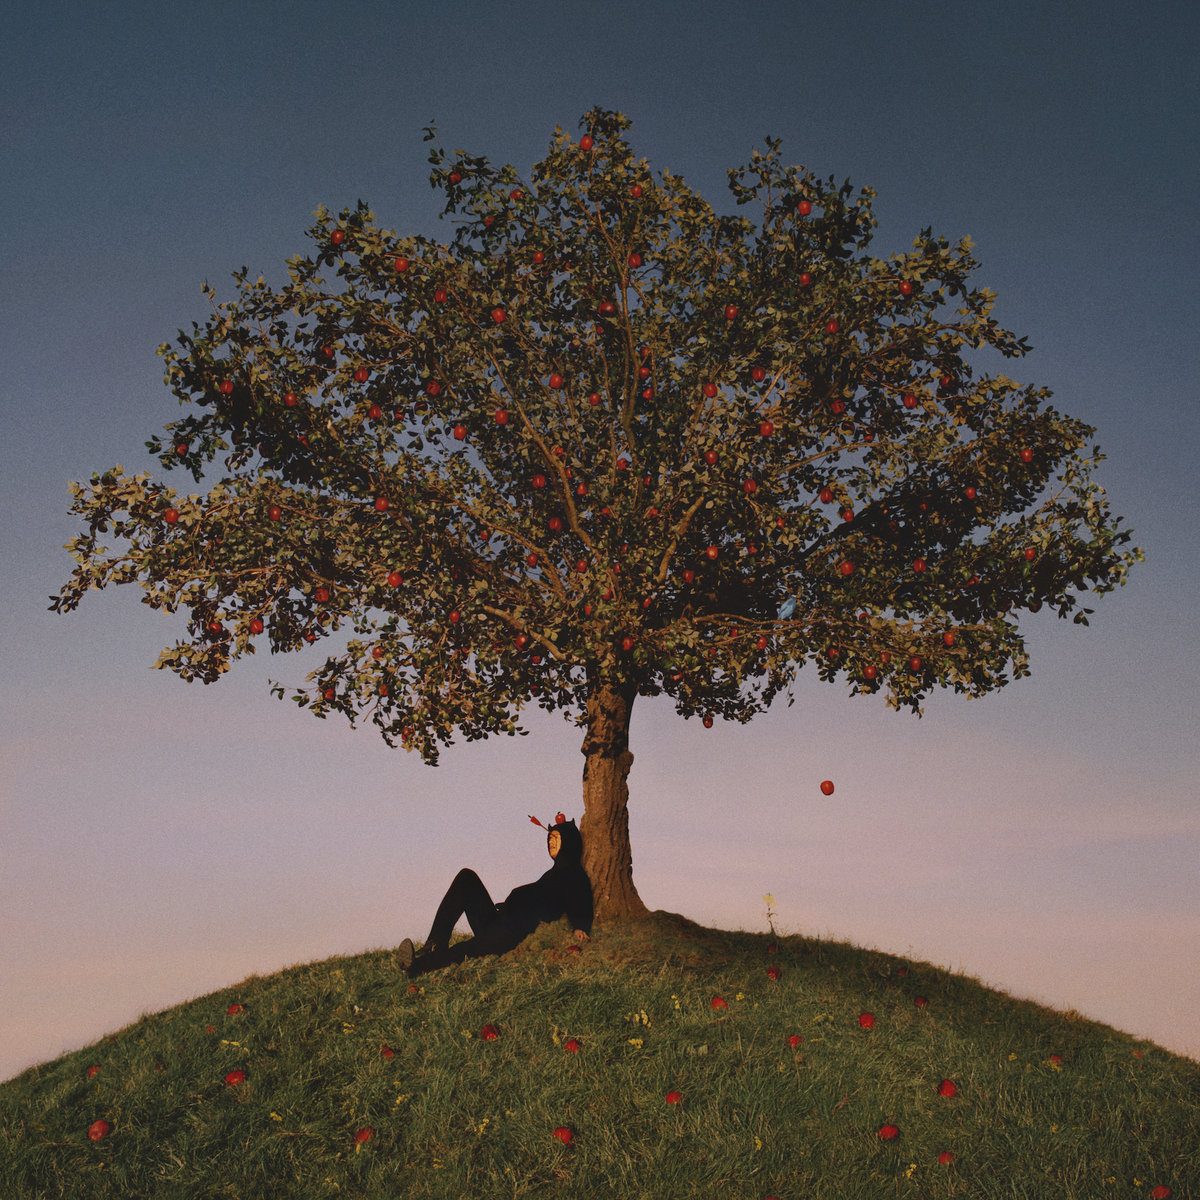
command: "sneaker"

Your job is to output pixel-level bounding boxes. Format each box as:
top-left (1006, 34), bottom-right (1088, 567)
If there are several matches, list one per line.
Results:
top-left (397, 938), bottom-right (415, 971)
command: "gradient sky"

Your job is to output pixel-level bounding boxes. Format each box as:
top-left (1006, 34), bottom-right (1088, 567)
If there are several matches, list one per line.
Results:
top-left (2, 1), bottom-right (1197, 1082)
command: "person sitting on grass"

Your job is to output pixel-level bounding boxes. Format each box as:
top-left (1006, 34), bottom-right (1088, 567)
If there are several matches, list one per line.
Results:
top-left (398, 814), bottom-right (593, 977)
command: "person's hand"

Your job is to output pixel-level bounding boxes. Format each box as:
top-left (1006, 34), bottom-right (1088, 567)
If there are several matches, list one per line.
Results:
top-left (573, 929), bottom-right (590, 943)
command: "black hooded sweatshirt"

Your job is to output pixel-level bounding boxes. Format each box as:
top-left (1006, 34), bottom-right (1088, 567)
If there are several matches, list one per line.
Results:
top-left (501, 819), bottom-right (593, 937)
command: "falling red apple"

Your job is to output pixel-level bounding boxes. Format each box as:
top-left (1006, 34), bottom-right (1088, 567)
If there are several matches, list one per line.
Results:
top-left (858, 1012), bottom-right (875, 1029)
top-left (87, 1119), bottom-right (110, 1142)
top-left (702, 714), bottom-right (713, 728)
top-left (820, 780), bottom-right (835, 795)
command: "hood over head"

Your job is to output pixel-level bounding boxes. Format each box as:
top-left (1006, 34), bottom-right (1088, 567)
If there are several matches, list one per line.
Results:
top-left (548, 818), bottom-right (583, 865)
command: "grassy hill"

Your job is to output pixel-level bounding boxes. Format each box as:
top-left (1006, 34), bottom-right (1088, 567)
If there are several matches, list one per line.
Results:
top-left (1, 914), bottom-right (1195, 1199)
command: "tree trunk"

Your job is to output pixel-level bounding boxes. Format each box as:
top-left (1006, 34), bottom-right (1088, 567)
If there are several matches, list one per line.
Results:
top-left (579, 677), bottom-right (649, 922)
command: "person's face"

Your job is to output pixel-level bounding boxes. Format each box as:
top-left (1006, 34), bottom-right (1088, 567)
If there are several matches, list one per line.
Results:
top-left (547, 830), bottom-right (562, 859)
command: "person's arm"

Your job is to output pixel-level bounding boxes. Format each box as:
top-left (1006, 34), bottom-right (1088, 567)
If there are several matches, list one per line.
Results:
top-left (564, 870), bottom-right (594, 939)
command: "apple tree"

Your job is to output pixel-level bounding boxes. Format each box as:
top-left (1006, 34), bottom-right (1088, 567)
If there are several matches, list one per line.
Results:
top-left (53, 109), bottom-right (1140, 920)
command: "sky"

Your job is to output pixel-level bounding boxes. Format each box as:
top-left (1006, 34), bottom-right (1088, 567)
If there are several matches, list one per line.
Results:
top-left (2, 1), bottom-right (1197, 1082)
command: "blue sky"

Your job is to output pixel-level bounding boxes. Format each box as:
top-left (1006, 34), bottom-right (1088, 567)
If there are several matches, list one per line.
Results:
top-left (2, 1), bottom-right (1197, 1081)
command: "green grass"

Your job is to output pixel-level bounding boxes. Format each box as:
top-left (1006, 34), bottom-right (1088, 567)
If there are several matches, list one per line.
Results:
top-left (2, 913), bottom-right (1195, 1198)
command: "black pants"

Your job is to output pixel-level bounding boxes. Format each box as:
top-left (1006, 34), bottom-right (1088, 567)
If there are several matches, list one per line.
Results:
top-left (410, 868), bottom-right (534, 976)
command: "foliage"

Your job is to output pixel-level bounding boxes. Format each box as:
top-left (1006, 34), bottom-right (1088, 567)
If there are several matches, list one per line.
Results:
top-left (2, 921), bottom-right (1193, 1198)
top-left (52, 108), bottom-right (1140, 764)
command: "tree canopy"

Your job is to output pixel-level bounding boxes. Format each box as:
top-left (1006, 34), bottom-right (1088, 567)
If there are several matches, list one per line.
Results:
top-left (54, 108), bottom-right (1140, 916)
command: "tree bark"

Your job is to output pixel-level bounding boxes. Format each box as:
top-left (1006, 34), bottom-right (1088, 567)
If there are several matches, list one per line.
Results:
top-left (579, 677), bottom-right (649, 922)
